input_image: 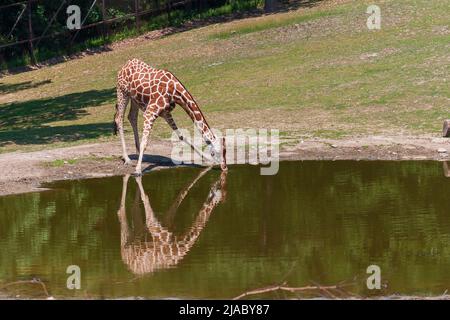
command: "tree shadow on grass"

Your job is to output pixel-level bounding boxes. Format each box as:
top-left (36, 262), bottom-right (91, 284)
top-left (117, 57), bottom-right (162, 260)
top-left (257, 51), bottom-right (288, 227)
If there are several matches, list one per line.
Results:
top-left (0, 123), bottom-right (113, 147)
top-left (0, 88), bottom-right (115, 146)
top-left (0, 88), bottom-right (115, 129)
top-left (0, 79), bottom-right (52, 94)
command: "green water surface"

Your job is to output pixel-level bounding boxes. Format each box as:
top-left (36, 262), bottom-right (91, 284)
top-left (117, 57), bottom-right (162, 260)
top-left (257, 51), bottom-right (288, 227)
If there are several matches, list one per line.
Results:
top-left (1, 161), bottom-right (450, 299)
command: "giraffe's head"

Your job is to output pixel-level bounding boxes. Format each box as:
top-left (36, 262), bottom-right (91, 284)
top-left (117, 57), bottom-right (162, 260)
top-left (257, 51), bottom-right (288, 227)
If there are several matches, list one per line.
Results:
top-left (208, 137), bottom-right (227, 171)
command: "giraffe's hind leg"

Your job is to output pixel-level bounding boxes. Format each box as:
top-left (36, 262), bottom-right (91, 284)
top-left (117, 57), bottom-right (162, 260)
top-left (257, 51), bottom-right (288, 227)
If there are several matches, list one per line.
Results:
top-left (128, 100), bottom-right (140, 154)
top-left (114, 89), bottom-right (131, 165)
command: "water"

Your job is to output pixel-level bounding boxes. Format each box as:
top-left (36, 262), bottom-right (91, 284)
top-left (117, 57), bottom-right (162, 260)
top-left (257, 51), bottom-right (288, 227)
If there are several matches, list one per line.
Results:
top-left (1, 161), bottom-right (450, 299)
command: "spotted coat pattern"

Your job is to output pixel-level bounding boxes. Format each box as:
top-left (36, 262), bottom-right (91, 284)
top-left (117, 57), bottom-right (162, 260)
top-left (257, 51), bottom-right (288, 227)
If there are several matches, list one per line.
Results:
top-left (114, 58), bottom-right (227, 174)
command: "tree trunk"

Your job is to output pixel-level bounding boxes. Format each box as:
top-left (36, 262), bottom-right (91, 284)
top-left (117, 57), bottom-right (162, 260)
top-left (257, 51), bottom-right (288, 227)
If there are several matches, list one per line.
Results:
top-left (185, 0), bottom-right (192, 14)
top-left (101, 0), bottom-right (108, 38)
top-left (27, 0), bottom-right (37, 65)
top-left (166, 0), bottom-right (171, 24)
top-left (135, 0), bottom-right (140, 30)
top-left (199, 0), bottom-right (208, 10)
top-left (264, 0), bottom-right (276, 13)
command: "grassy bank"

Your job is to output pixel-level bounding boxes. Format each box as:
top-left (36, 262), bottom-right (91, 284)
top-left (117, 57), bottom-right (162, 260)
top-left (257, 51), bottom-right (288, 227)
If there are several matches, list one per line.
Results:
top-left (0, 0), bottom-right (448, 154)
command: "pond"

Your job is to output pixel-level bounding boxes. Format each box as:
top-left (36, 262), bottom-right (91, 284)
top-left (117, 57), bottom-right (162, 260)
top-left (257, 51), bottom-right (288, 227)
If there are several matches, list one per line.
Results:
top-left (0, 161), bottom-right (450, 299)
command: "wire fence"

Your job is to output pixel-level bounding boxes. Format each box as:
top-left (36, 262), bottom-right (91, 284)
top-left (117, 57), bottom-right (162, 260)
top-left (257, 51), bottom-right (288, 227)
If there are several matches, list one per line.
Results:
top-left (0, 0), bottom-right (243, 69)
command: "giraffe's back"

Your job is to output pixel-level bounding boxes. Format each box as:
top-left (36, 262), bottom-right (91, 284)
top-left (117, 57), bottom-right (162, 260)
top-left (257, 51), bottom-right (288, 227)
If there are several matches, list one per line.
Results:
top-left (122, 240), bottom-right (189, 275)
top-left (117, 58), bottom-right (180, 110)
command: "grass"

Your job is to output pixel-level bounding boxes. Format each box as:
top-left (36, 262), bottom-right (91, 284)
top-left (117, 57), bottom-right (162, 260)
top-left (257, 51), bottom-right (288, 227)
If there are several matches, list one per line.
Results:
top-left (47, 156), bottom-right (117, 167)
top-left (208, 6), bottom-right (344, 39)
top-left (50, 159), bottom-right (78, 167)
top-left (0, 0), bottom-right (449, 154)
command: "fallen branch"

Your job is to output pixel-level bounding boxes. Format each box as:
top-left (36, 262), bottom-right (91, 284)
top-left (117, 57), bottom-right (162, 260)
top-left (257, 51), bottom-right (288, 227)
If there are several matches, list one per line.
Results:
top-left (310, 280), bottom-right (338, 299)
top-left (0, 279), bottom-right (50, 297)
top-left (233, 282), bottom-right (354, 300)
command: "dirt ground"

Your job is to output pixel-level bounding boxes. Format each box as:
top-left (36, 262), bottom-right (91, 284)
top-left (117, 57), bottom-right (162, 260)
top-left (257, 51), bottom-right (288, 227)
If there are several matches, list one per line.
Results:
top-left (0, 135), bottom-right (449, 196)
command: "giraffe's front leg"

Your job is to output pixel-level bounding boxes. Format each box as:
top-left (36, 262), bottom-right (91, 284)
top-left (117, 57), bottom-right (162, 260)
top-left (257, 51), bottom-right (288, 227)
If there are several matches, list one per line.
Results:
top-left (163, 112), bottom-right (214, 163)
top-left (118, 174), bottom-right (130, 216)
top-left (118, 174), bottom-right (131, 247)
top-left (135, 105), bottom-right (159, 176)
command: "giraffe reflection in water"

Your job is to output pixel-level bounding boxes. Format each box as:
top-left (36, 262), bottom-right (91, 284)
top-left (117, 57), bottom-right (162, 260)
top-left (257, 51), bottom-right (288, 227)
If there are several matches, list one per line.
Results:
top-left (117, 168), bottom-right (227, 275)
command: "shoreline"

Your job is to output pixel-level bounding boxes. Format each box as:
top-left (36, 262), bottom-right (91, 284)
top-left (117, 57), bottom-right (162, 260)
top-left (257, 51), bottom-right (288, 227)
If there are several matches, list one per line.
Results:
top-left (0, 135), bottom-right (449, 196)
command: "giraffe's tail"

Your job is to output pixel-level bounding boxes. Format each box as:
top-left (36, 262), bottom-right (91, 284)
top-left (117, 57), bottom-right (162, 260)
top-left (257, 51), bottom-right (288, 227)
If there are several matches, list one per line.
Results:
top-left (113, 121), bottom-right (118, 135)
top-left (113, 104), bottom-right (119, 135)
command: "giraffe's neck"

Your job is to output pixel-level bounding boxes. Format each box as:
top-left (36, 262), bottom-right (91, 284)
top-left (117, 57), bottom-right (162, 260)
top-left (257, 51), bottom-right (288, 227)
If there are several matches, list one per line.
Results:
top-left (171, 77), bottom-right (217, 145)
top-left (180, 172), bottom-right (226, 245)
top-left (184, 99), bottom-right (226, 167)
top-left (184, 99), bottom-right (217, 145)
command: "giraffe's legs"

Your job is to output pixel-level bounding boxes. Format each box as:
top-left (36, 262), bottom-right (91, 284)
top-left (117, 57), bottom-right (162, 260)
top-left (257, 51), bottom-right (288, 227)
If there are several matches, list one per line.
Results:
top-left (115, 89), bottom-right (131, 165)
top-left (118, 174), bottom-right (131, 247)
top-left (135, 176), bottom-right (155, 227)
top-left (162, 112), bottom-right (214, 162)
top-left (131, 178), bottom-right (146, 240)
top-left (135, 104), bottom-right (161, 176)
top-left (120, 174), bottom-right (131, 209)
top-left (179, 171), bottom-right (228, 246)
top-left (128, 100), bottom-right (140, 154)
top-left (134, 175), bottom-right (172, 240)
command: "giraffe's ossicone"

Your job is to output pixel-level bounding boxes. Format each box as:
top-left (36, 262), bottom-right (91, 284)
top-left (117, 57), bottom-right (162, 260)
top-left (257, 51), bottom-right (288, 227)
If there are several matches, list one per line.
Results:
top-left (114, 58), bottom-right (227, 174)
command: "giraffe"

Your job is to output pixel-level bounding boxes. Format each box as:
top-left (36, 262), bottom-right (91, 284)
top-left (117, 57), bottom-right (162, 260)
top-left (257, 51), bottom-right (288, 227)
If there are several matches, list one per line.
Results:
top-left (114, 58), bottom-right (227, 175)
top-left (117, 168), bottom-right (227, 275)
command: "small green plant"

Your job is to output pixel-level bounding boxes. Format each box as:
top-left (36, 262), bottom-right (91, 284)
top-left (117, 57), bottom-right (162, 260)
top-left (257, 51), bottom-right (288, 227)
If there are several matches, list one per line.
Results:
top-left (50, 159), bottom-right (78, 167)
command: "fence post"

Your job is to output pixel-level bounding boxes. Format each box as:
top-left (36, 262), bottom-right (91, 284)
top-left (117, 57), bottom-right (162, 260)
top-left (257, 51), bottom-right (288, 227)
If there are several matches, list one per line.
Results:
top-left (135, 0), bottom-right (140, 30)
top-left (27, 0), bottom-right (37, 65)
